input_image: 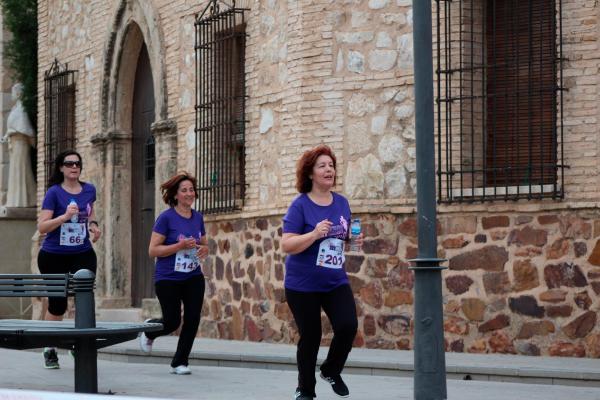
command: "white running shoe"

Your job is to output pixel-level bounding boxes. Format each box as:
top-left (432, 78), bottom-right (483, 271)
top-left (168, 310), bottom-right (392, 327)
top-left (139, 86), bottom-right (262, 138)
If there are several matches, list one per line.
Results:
top-left (170, 365), bottom-right (192, 375)
top-left (138, 331), bottom-right (154, 353)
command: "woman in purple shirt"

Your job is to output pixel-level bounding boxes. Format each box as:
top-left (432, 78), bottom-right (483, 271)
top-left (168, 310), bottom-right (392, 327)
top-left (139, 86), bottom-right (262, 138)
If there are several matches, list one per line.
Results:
top-left (37, 150), bottom-right (102, 369)
top-left (282, 145), bottom-right (363, 400)
top-left (138, 172), bottom-right (208, 375)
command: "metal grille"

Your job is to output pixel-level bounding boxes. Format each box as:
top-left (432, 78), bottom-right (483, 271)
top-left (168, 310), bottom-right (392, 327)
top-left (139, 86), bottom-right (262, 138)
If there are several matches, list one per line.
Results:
top-left (44, 59), bottom-right (77, 188)
top-left (195, 1), bottom-right (248, 214)
top-left (435, 0), bottom-right (567, 203)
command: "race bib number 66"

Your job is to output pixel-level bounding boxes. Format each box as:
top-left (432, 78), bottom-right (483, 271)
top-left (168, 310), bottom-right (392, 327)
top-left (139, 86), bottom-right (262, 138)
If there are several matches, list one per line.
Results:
top-left (60, 223), bottom-right (86, 246)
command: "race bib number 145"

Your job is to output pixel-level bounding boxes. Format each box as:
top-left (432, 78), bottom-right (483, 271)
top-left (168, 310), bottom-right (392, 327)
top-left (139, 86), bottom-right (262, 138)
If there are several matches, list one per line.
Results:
top-left (174, 249), bottom-right (200, 273)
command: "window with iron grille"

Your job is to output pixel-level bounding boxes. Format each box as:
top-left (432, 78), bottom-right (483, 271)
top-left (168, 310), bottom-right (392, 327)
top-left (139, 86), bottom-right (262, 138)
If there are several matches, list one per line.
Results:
top-left (44, 59), bottom-right (77, 188)
top-left (195, 1), bottom-right (248, 214)
top-left (435, 0), bottom-right (567, 203)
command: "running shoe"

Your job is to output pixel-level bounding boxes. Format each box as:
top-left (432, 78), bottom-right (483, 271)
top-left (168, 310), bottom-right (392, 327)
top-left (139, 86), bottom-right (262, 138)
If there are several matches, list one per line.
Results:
top-left (43, 348), bottom-right (60, 369)
top-left (320, 372), bottom-right (349, 397)
top-left (170, 365), bottom-right (192, 375)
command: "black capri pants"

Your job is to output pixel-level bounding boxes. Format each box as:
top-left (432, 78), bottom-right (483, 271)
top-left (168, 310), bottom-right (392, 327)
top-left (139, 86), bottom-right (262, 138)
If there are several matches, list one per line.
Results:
top-left (37, 248), bottom-right (97, 316)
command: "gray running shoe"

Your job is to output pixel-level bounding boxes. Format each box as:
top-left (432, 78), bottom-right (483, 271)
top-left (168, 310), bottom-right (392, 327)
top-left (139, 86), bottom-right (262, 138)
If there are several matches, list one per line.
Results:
top-left (43, 348), bottom-right (59, 369)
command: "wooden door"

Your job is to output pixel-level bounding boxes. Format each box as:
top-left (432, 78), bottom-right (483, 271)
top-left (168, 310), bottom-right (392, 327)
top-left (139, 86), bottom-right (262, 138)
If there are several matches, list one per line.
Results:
top-left (131, 43), bottom-right (156, 306)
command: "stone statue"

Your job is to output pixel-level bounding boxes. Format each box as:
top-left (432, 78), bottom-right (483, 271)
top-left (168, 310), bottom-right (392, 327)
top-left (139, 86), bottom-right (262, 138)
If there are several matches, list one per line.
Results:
top-left (2, 83), bottom-right (36, 207)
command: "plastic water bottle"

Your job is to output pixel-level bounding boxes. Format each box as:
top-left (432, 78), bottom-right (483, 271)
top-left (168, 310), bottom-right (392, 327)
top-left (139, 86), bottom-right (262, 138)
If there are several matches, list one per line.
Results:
top-left (188, 236), bottom-right (199, 264)
top-left (69, 199), bottom-right (78, 223)
top-left (350, 218), bottom-right (361, 252)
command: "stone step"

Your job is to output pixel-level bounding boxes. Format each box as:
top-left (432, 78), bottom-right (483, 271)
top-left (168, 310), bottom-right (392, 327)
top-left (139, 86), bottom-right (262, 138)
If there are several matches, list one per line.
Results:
top-left (99, 337), bottom-right (600, 388)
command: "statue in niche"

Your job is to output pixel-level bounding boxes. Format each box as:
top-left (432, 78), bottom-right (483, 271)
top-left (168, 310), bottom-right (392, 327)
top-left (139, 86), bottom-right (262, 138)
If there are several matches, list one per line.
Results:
top-left (2, 83), bottom-right (36, 207)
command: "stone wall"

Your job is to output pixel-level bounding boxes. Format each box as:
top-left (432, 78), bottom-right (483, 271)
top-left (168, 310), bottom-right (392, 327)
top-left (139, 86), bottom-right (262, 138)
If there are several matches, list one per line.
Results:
top-left (200, 210), bottom-right (600, 357)
top-left (440, 211), bottom-right (600, 357)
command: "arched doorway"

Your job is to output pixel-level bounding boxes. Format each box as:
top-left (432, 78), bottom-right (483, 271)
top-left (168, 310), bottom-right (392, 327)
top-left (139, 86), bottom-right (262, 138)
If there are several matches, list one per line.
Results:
top-left (131, 43), bottom-right (155, 306)
top-left (96, 0), bottom-right (177, 311)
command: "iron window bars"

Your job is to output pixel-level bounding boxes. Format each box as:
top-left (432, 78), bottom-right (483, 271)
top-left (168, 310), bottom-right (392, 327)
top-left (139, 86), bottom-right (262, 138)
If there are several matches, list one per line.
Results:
top-left (44, 59), bottom-right (77, 188)
top-left (195, 0), bottom-right (248, 214)
top-left (435, 0), bottom-right (567, 203)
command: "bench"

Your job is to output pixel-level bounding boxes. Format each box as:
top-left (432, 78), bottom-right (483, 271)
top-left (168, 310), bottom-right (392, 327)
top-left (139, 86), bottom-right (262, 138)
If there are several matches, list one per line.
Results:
top-left (0, 269), bottom-right (161, 394)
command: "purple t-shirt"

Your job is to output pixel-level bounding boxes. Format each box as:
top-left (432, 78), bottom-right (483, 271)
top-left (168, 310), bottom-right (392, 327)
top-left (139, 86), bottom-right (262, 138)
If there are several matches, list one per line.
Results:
top-left (283, 192), bottom-right (351, 292)
top-left (41, 183), bottom-right (96, 254)
top-left (152, 207), bottom-right (206, 282)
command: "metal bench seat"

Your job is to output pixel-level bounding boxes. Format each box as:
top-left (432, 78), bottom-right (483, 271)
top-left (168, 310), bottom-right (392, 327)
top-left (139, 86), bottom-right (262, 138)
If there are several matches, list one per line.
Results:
top-left (0, 269), bottom-right (161, 394)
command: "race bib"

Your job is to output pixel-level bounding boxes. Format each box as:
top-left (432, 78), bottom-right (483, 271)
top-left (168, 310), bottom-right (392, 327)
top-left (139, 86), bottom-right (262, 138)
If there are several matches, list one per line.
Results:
top-left (316, 238), bottom-right (345, 269)
top-left (174, 249), bottom-right (200, 273)
top-left (60, 223), bottom-right (86, 246)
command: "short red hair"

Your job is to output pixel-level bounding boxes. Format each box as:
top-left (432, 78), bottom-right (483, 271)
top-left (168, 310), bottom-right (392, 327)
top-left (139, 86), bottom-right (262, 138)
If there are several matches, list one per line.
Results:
top-left (295, 144), bottom-right (337, 193)
top-left (160, 172), bottom-right (199, 206)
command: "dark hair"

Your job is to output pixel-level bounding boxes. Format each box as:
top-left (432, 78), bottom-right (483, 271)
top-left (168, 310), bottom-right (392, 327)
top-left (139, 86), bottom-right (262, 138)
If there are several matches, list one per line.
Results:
top-left (47, 150), bottom-right (83, 187)
top-left (295, 144), bottom-right (337, 193)
top-left (160, 172), bottom-right (198, 206)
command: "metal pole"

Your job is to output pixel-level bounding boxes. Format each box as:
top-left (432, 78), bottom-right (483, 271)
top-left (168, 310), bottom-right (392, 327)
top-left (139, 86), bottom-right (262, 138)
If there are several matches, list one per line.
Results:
top-left (72, 269), bottom-right (98, 394)
top-left (410, 0), bottom-right (447, 399)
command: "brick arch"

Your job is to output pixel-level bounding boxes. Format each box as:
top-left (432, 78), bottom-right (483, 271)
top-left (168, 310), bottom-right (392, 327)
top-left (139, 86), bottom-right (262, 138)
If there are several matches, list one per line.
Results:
top-left (100, 0), bottom-right (168, 133)
top-left (93, 0), bottom-right (171, 307)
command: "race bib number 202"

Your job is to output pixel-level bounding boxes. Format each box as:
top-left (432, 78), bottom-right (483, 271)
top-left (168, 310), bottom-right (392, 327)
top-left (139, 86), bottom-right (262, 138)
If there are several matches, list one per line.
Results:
top-left (317, 238), bottom-right (345, 269)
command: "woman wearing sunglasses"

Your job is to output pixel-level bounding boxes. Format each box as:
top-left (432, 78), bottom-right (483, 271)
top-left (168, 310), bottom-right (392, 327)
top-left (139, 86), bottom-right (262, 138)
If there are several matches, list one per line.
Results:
top-left (36, 149), bottom-right (101, 369)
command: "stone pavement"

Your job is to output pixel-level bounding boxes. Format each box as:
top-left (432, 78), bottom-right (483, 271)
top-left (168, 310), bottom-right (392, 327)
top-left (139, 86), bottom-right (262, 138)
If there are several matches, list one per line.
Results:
top-left (3, 346), bottom-right (600, 400)
top-left (2, 337), bottom-right (600, 399)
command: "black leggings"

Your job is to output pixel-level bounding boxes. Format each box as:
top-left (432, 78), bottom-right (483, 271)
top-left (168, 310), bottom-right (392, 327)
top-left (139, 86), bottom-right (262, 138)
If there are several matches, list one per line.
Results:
top-left (285, 284), bottom-right (358, 396)
top-left (37, 248), bottom-right (97, 316)
top-left (146, 275), bottom-right (205, 367)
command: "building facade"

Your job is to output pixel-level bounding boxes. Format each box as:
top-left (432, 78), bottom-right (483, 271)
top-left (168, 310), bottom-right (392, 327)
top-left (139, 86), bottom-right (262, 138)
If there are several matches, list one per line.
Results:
top-left (36, 0), bottom-right (600, 357)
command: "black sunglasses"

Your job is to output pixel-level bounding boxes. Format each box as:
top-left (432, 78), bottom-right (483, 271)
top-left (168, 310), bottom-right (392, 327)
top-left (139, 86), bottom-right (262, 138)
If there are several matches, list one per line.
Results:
top-left (63, 161), bottom-right (81, 168)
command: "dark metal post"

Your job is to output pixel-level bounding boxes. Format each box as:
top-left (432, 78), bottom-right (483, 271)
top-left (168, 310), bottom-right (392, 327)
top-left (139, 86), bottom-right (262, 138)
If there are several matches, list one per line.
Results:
top-left (72, 269), bottom-right (97, 394)
top-left (410, 0), bottom-right (447, 399)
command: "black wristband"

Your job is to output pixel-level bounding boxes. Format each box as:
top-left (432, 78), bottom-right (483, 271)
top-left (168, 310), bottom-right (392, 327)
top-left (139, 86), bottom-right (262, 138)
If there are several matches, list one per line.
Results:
top-left (89, 220), bottom-right (99, 227)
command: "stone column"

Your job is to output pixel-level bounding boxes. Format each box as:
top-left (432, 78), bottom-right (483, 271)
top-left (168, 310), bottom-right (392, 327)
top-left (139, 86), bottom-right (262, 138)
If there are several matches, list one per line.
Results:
top-left (151, 118), bottom-right (177, 213)
top-left (91, 130), bottom-right (132, 308)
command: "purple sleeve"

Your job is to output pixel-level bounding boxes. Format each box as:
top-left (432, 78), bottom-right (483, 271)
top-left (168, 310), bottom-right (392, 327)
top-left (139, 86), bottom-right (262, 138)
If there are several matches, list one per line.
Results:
top-left (90, 184), bottom-right (97, 203)
top-left (283, 201), bottom-right (304, 234)
top-left (153, 211), bottom-right (169, 236)
top-left (41, 187), bottom-right (57, 211)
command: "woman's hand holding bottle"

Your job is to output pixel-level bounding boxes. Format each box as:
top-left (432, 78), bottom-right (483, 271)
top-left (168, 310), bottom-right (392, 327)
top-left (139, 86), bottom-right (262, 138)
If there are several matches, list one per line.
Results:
top-left (63, 201), bottom-right (79, 223)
